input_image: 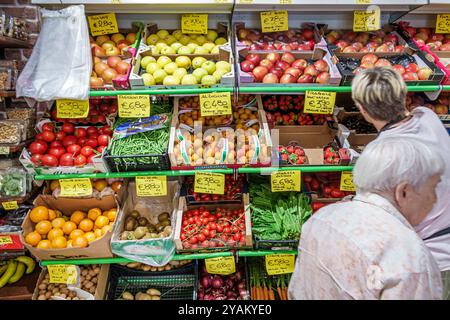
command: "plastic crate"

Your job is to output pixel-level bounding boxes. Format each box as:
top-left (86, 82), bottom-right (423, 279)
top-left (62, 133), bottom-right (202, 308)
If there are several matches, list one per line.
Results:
top-left (253, 237), bottom-right (299, 251)
top-left (103, 151), bottom-right (170, 172)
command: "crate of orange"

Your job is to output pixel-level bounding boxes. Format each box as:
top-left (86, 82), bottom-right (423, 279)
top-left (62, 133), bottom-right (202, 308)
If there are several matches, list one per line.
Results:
top-left (20, 195), bottom-right (119, 261)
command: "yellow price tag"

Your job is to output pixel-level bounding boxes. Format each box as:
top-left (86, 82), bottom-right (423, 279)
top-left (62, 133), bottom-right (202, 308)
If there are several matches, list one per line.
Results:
top-left (356, 0), bottom-right (371, 4)
top-left (304, 91), bottom-right (336, 115)
top-left (340, 171), bottom-right (356, 192)
top-left (239, 0), bottom-right (253, 3)
top-left (199, 92), bottom-right (232, 117)
top-left (181, 14), bottom-right (208, 34)
top-left (2, 201), bottom-right (18, 211)
top-left (47, 265), bottom-right (78, 285)
top-left (0, 236), bottom-right (13, 245)
top-left (111, 0), bottom-right (120, 3)
top-left (59, 179), bottom-right (93, 197)
top-left (136, 176), bottom-right (167, 197)
top-left (265, 254), bottom-right (295, 275)
top-left (118, 95), bottom-right (151, 118)
top-left (194, 172), bottom-right (225, 195)
top-left (214, 0), bottom-right (229, 3)
top-left (271, 171), bottom-right (301, 192)
top-left (205, 256), bottom-right (236, 275)
top-left (279, 0), bottom-right (293, 4)
top-left (56, 100), bottom-right (89, 119)
top-left (436, 14), bottom-right (450, 34)
top-left (260, 11), bottom-right (289, 33)
top-left (0, 146), bottom-right (9, 155)
top-left (88, 13), bottom-right (119, 37)
top-left (353, 10), bottom-right (380, 32)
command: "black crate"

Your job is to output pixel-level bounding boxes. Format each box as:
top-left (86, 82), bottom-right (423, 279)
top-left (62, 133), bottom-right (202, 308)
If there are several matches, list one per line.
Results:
top-left (103, 150), bottom-right (170, 172)
top-left (253, 236), bottom-right (299, 251)
top-left (113, 261), bottom-right (195, 277)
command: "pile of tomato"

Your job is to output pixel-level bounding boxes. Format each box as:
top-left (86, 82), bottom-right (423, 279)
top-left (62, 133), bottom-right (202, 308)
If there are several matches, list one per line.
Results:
top-left (180, 207), bottom-right (247, 250)
top-left (28, 122), bottom-right (113, 167)
top-left (186, 174), bottom-right (245, 203)
top-left (305, 173), bottom-right (354, 199)
top-left (51, 98), bottom-right (117, 124)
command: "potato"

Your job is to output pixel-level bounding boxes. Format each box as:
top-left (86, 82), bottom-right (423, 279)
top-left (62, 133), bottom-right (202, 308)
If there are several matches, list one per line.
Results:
top-left (151, 296), bottom-right (161, 300)
top-left (142, 233), bottom-right (155, 240)
top-left (125, 218), bottom-right (137, 231)
top-left (39, 290), bottom-right (46, 295)
top-left (164, 265), bottom-right (171, 271)
top-left (157, 267), bottom-right (164, 271)
top-left (150, 267), bottom-right (157, 271)
top-left (82, 269), bottom-right (88, 276)
top-left (85, 275), bottom-right (92, 281)
top-left (47, 284), bottom-right (54, 291)
top-left (91, 278), bottom-right (98, 284)
top-left (121, 231), bottom-right (136, 240)
top-left (72, 297), bottom-right (80, 300)
top-left (136, 293), bottom-right (152, 300)
top-left (38, 284), bottom-right (47, 290)
top-left (160, 220), bottom-right (170, 227)
top-left (134, 226), bottom-right (148, 239)
top-left (127, 262), bottom-right (140, 269)
top-left (66, 297), bottom-right (72, 300)
top-left (89, 287), bottom-right (96, 294)
top-left (146, 289), bottom-right (161, 296)
top-left (142, 265), bottom-right (151, 272)
top-left (52, 288), bottom-right (59, 294)
top-left (135, 292), bottom-right (143, 300)
top-left (158, 212), bottom-right (170, 222)
top-left (94, 267), bottom-right (100, 274)
top-left (42, 279), bottom-right (49, 285)
top-left (68, 291), bottom-right (76, 298)
top-left (44, 274), bottom-right (50, 280)
top-left (38, 294), bottom-right (47, 300)
top-left (60, 288), bottom-right (69, 295)
top-left (85, 281), bottom-right (94, 289)
top-left (60, 294), bottom-right (67, 299)
top-left (148, 233), bottom-right (158, 238)
top-left (89, 270), bottom-right (96, 277)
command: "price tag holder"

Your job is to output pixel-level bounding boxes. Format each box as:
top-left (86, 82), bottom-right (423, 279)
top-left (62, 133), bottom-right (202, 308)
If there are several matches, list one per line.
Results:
top-left (47, 265), bottom-right (79, 285)
top-left (340, 171), bottom-right (356, 192)
top-left (261, 10), bottom-right (288, 33)
top-left (136, 176), bottom-right (167, 197)
top-left (2, 201), bottom-right (18, 211)
top-left (304, 91), bottom-right (336, 115)
top-left (118, 95), bottom-right (151, 118)
top-left (181, 14), bottom-right (208, 34)
top-left (265, 254), bottom-right (295, 275)
top-left (194, 172), bottom-right (225, 195)
top-left (0, 146), bottom-right (9, 155)
top-left (436, 14), bottom-right (450, 34)
top-left (199, 92), bottom-right (232, 117)
top-left (59, 179), bottom-right (93, 197)
top-left (271, 171), bottom-right (301, 192)
top-left (0, 236), bottom-right (13, 246)
top-left (205, 256), bottom-right (236, 275)
top-left (56, 100), bottom-right (89, 119)
top-left (353, 10), bottom-right (380, 32)
top-left (87, 13), bottom-right (119, 36)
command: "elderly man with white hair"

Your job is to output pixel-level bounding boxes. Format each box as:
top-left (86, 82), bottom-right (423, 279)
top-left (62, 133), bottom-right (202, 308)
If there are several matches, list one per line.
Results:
top-left (288, 136), bottom-right (444, 300)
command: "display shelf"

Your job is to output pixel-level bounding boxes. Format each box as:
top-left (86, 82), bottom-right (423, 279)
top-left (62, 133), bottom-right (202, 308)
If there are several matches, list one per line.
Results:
top-left (238, 85), bottom-right (442, 94)
top-left (0, 35), bottom-right (31, 49)
top-left (0, 91), bottom-right (15, 98)
top-left (90, 87), bottom-right (234, 97)
top-left (239, 166), bottom-right (354, 174)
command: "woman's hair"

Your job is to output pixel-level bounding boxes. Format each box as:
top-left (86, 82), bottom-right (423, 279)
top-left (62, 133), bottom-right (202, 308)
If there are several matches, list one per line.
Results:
top-left (353, 136), bottom-right (445, 193)
top-left (351, 67), bottom-right (408, 122)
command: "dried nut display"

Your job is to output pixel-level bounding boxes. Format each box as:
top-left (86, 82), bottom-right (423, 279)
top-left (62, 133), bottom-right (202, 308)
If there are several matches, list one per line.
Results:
top-left (0, 121), bottom-right (21, 144)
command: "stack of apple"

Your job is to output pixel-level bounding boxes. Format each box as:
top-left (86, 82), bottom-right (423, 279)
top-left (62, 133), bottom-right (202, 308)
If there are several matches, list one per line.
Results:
top-left (90, 33), bottom-right (136, 57)
top-left (91, 56), bottom-right (131, 87)
top-left (145, 29), bottom-right (227, 55)
top-left (401, 25), bottom-right (450, 51)
top-left (325, 30), bottom-right (405, 53)
top-left (240, 52), bottom-right (331, 84)
top-left (139, 54), bottom-right (231, 86)
top-left (406, 92), bottom-right (449, 115)
top-left (237, 28), bottom-right (317, 51)
top-left (51, 98), bottom-right (118, 124)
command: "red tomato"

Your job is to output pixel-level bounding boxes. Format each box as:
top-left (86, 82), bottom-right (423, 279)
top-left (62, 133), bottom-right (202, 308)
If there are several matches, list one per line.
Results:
top-left (86, 126), bottom-right (98, 136)
top-left (97, 145), bottom-right (106, 154)
top-left (42, 154), bottom-right (58, 167)
top-left (97, 134), bottom-right (109, 146)
top-left (35, 133), bottom-right (44, 141)
top-left (48, 147), bottom-right (66, 159)
top-left (59, 153), bottom-right (74, 166)
top-left (197, 234), bottom-right (206, 242)
top-left (50, 141), bottom-right (63, 148)
top-left (41, 130), bottom-right (56, 142)
top-left (108, 105), bottom-right (118, 114)
top-left (224, 227), bottom-right (231, 234)
top-left (77, 137), bottom-right (87, 146)
top-left (97, 115), bottom-right (106, 123)
top-left (189, 236), bottom-right (198, 244)
top-left (85, 138), bottom-right (98, 148)
top-left (55, 131), bottom-right (66, 141)
top-left (86, 154), bottom-right (96, 164)
top-left (209, 230), bottom-right (216, 238)
top-left (101, 125), bottom-right (113, 135)
top-left (74, 154), bottom-right (87, 166)
top-left (42, 122), bottom-right (55, 132)
top-left (62, 135), bottom-right (77, 147)
top-left (29, 141), bottom-right (48, 155)
top-left (31, 154), bottom-right (44, 165)
top-left (61, 123), bottom-right (75, 134)
top-left (67, 144), bottom-right (81, 155)
top-left (88, 133), bottom-right (98, 140)
top-left (74, 127), bottom-right (87, 138)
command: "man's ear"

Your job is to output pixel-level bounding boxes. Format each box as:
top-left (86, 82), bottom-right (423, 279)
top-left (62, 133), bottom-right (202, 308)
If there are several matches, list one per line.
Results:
top-left (394, 182), bottom-right (409, 208)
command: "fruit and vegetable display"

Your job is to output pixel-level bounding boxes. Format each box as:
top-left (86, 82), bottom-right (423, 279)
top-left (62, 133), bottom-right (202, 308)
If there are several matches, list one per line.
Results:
top-left (198, 261), bottom-right (249, 300)
top-left (277, 144), bottom-right (308, 165)
top-left (183, 174), bottom-right (246, 203)
top-left (46, 179), bottom-right (123, 199)
top-left (0, 256), bottom-right (36, 289)
top-left (325, 30), bottom-right (406, 53)
top-left (118, 288), bottom-right (161, 300)
top-left (120, 260), bottom-right (191, 272)
top-left (240, 52), bottom-right (331, 84)
top-left (249, 259), bottom-right (291, 300)
top-left (50, 98), bottom-right (118, 124)
top-left (304, 173), bottom-right (354, 199)
top-left (24, 206), bottom-right (116, 249)
top-left (406, 92), bottom-right (449, 115)
top-left (400, 24), bottom-right (450, 52)
top-left (120, 210), bottom-right (172, 240)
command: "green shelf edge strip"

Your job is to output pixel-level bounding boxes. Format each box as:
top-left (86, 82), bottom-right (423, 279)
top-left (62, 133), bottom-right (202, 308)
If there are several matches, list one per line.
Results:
top-left (90, 86), bottom-right (234, 96)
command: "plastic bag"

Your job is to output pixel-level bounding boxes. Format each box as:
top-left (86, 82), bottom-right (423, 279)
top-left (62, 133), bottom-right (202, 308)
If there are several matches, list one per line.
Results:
top-left (16, 5), bottom-right (91, 101)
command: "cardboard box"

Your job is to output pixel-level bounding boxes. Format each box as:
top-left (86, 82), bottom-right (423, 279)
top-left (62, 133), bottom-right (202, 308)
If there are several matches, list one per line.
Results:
top-left (335, 109), bottom-right (377, 143)
top-left (20, 195), bottom-right (119, 261)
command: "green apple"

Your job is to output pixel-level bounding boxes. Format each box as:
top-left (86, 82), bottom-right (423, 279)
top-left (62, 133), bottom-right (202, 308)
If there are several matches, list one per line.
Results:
top-left (155, 42), bottom-right (168, 52)
top-left (188, 34), bottom-right (198, 39)
top-left (172, 30), bottom-right (183, 40)
top-left (142, 73), bottom-right (155, 86)
top-left (181, 74), bottom-right (198, 85)
top-left (171, 42), bottom-right (183, 52)
top-left (175, 56), bottom-right (191, 69)
top-left (187, 43), bottom-right (199, 51)
top-left (192, 68), bottom-right (208, 82)
top-left (145, 62), bottom-right (160, 75)
top-left (194, 46), bottom-right (209, 55)
top-left (211, 45), bottom-right (220, 54)
top-left (179, 35), bottom-right (191, 45)
top-left (149, 45), bottom-right (160, 55)
top-left (163, 62), bottom-right (178, 75)
top-left (173, 68), bottom-right (188, 80)
top-left (192, 57), bottom-right (207, 69)
top-left (201, 75), bottom-right (217, 85)
top-left (215, 61), bottom-right (231, 73)
top-left (153, 69), bottom-right (168, 84)
top-left (156, 56), bottom-right (172, 68)
top-left (164, 35), bottom-right (177, 45)
top-left (163, 75), bottom-right (180, 86)
top-left (207, 30), bottom-right (218, 42)
top-left (215, 37), bottom-right (227, 45)
top-left (196, 35), bottom-right (207, 45)
top-left (146, 34), bottom-right (159, 45)
top-left (161, 46), bottom-right (176, 55)
top-left (156, 29), bottom-right (169, 39)
top-left (213, 69), bottom-right (227, 82)
top-left (201, 61), bottom-right (216, 75)
top-left (202, 42), bottom-right (215, 53)
top-left (140, 56), bottom-right (156, 69)
top-left (177, 46), bottom-right (193, 55)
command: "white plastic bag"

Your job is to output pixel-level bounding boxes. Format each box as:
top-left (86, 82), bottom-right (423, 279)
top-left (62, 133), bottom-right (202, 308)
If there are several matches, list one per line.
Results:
top-left (16, 5), bottom-right (91, 101)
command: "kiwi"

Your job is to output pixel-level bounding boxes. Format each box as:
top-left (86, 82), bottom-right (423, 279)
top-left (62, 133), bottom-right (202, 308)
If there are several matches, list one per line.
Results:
top-left (125, 218), bottom-right (137, 231)
top-left (155, 223), bottom-right (164, 232)
top-left (130, 210), bottom-right (140, 219)
top-left (160, 220), bottom-right (170, 227)
top-left (138, 217), bottom-right (149, 226)
top-left (158, 212), bottom-right (170, 222)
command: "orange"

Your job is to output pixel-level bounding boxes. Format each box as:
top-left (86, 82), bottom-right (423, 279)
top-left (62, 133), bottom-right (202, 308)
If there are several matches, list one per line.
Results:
top-left (50, 180), bottom-right (60, 191)
top-left (84, 232), bottom-right (96, 243)
top-left (102, 225), bottom-right (112, 234)
top-left (48, 209), bottom-right (57, 221)
top-left (30, 206), bottom-right (49, 223)
top-left (111, 181), bottom-right (122, 193)
top-left (37, 240), bottom-right (52, 249)
top-left (72, 236), bottom-right (88, 248)
top-left (94, 229), bottom-right (103, 238)
top-left (106, 209), bottom-right (117, 222)
top-left (47, 228), bottom-right (64, 241)
top-left (51, 236), bottom-right (67, 249)
top-left (93, 180), bottom-right (107, 192)
top-left (35, 220), bottom-right (52, 235)
top-left (95, 216), bottom-right (109, 229)
top-left (25, 231), bottom-right (41, 247)
top-left (70, 211), bottom-right (86, 225)
top-left (55, 210), bottom-right (63, 218)
top-left (51, 217), bottom-right (66, 229)
top-left (79, 219), bottom-right (94, 232)
top-left (62, 221), bottom-right (77, 235)
top-left (70, 229), bottom-right (85, 240)
top-left (66, 240), bottom-right (73, 248)
top-left (87, 208), bottom-right (102, 221)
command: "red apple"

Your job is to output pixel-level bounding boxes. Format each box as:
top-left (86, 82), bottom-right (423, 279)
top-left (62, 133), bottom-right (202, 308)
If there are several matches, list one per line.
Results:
top-left (246, 54), bottom-right (261, 65)
top-left (303, 29), bottom-right (314, 40)
top-left (335, 40), bottom-right (349, 49)
top-left (107, 56), bottom-right (122, 68)
top-left (344, 31), bottom-right (357, 42)
top-left (284, 67), bottom-right (302, 79)
top-left (417, 67), bottom-right (432, 80)
top-left (262, 43), bottom-right (275, 51)
top-left (418, 28), bottom-right (431, 35)
top-left (304, 65), bottom-right (319, 77)
top-left (260, 59), bottom-right (274, 70)
top-left (275, 61), bottom-right (290, 71)
top-left (361, 53), bottom-right (378, 65)
top-left (281, 53), bottom-right (296, 65)
top-left (313, 59), bottom-right (329, 72)
top-left (405, 63), bottom-right (419, 73)
top-left (360, 47), bottom-right (371, 53)
top-left (431, 34), bottom-right (444, 42)
top-left (360, 61), bottom-right (375, 69)
top-left (279, 74), bottom-right (297, 84)
top-left (101, 68), bottom-right (118, 84)
top-left (297, 74), bottom-right (314, 83)
top-left (352, 42), bottom-right (364, 51)
top-left (252, 66), bottom-right (269, 82)
top-left (405, 26), bottom-right (417, 37)
top-left (266, 53), bottom-right (280, 63)
top-left (262, 73), bottom-right (279, 84)
top-left (384, 34), bottom-right (398, 44)
top-left (316, 72), bottom-right (330, 84)
top-left (249, 43), bottom-right (263, 51)
top-left (281, 44), bottom-right (293, 51)
top-left (440, 43), bottom-right (450, 51)
top-left (115, 61), bottom-right (130, 74)
top-left (342, 46), bottom-right (357, 53)
top-left (240, 60), bottom-right (256, 72)
top-left (374, 58), bottom-right (392, 67)
top-left (238, 28), bottom-right (250, 40)
top-left (292, 58), bottom-right (308, 70)
top-left (392, 64), bottom-right (406, 75)
top-left (269, 67), bottom-right (284, 78)
top-left (304, 40), bottom-right (316, 50)
top-left (394, 45), bottom-right (404, 53)
top-left (375, 44), bottom-right (390, 52)
top-left (415, 32), bottom-right (429, 42)
top-left (93, 46), bottom-right (106, 57)
top-left (402, 71), bottom-right (419, 81)
top-left (297, 44), bottom-right (312, 51)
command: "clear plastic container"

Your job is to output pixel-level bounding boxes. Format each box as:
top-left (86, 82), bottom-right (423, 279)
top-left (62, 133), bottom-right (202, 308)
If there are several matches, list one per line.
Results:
top-left (0, 167), bottom-right (29, 198)
top-left (0, 66), bottom-right (12, 90)
top-left (0, 120), bottom-right (22, 144)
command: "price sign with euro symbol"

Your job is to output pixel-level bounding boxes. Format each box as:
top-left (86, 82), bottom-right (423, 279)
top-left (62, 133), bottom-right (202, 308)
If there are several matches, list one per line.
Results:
top-left (436, 14), bottom-right (450, 34)
top-left (353, 9), bottom-right (380, 32)
top-left (340, 171), bottom-right (356, 192)
top-left (136, 176), bottom-right (167, 197)
top-left (199, 92), bottom-right (232, 117)
top-left (59, 179), bottom-right (93, 197)
top-left (304, 91), bottom-right (336, 115)
top-left (265, 254), bottom-right (295, 275)
top-left (205, 256), bottom-right (236, 275)
top-left (260, 11), bottom-right (288, 33)
top-left (181, 14), bottom-right (208, 34)
top-left (194, 172), bottom-right (225, 195)
top-left (118, 95), bottom-right (151, 118)
top-left (88, 13), bottom-right (118, 36)
top-left (271, 171), bottom-right (301, 192)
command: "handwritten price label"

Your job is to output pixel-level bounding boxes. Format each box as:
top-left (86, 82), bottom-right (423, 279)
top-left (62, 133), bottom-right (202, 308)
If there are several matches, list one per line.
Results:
top-left (340, 171), bottom-right (356, 192)
top-left (353, 10), bottom-right (380, 32)
top-left (261, 10), bottom-right (288, 33)
top-left (181, 14), bottom-right (208, 34)
top-left (118, 95), bottom-right (151, 118)
top-left (265, 254), bottom-right (295, 275)
top-left (56, 99), bottom-right (89, 119)
top-left (0, 236), bottom-right (13, 246)
top-left (59, 178), bottom-right (93, 197)
top-left (88, 13), bottom-right (119, 36)
top-left (205, 256), bottom-right (236, 275)
top-left (199, 92), bottom-right (232, 117)
top-left (0, 146), bottom-right (9, 155)
top-left (304, 91), bottom-right (336, 115)
top-left (136, 176), bottom-right (167, 197)
top-left (436, 14), bottom-right (450, 34)
top-left (194, 172), bottom-right (225, 195)
top-left (48, 265), bottom-right (79, 285)
top-left (271, 171), bottom-right (301, 192)
top-left (2, 201), bottom-right (18, 211)
top-left (356, 0), bottom-right (371, 4)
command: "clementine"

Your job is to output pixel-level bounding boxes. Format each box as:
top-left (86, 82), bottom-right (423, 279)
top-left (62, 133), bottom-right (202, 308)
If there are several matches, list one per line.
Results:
top-left (30, 206), bottom-right (49, 223)
top-left (79, 219), bottom-right (94, 232)
top-left (51, 236), bottom-right (67, 249)
top-left (35, 220), bottom-right (52, 235)
top-left (47, 228), bottom-right (64, 241)
top-left (62, 221), bottom-right (77, 235)
top-left (25, 231), bottom-right (41, 247)
top-left (87, 208), bottom-right (102, 221)
top-left (37, 240), bottom-right (52, 249)
top-left (70, 211), bottom-right (86, 225)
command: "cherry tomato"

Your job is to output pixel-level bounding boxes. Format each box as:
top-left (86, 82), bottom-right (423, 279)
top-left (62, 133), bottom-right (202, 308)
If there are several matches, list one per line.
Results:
top-left (97, 134), bottom-right (109, 146)
top-left (61, 123), bottom-right (75, 134)
top-left (42, 154), bottom-right (58, 167)
top-left (67, 144), bottom-right (81, 155)
top-left (87, 154), bottom-right (96, 164)
top-left (209, 230), bottom-right (216, 238)
top-left (85, 138), bottom-right (98, 148)
top-left (80, 146), bottom-right (94, 157)
top-left (74, 154), bottom-right (87, 166)
top-left (77, 137), bottom-right (87, 146)
top-left (74, 127), bottom-right (87, 139)
top-left (48, 147), bottom-right (66, 159)
top-left (31, 154), bottom-right (44, 165)
top-left (50, 141), bottom-right (63, 148)
top-left (55, 131), bottom-right (66, 141)
top-left (97, 145), bottom-right (107, 154)
top-left (42, 122), bottom-right (55, 132)
top-left (86, 126), bottom-right (98, 136)
top-left (101, 125), bottom-right (113, 135)
top-left (40, 130), bottom-right (55, 142)
top-left (197, 234), bottom-right (206, 242)
top-left (29, 141), bottom-right (48, 155)
top-left (189, 236), bottom-right (198, 244)
top-left (62, 135), bottom-right (77, 147)
top-left (59, 153), bottom-right (74, 166)
top-left (202, 229), bottom-right (210, 237)
top-left (35, 133), bottom-right (44, 141)
top-left (224, 227), bottom-right (231, 234)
